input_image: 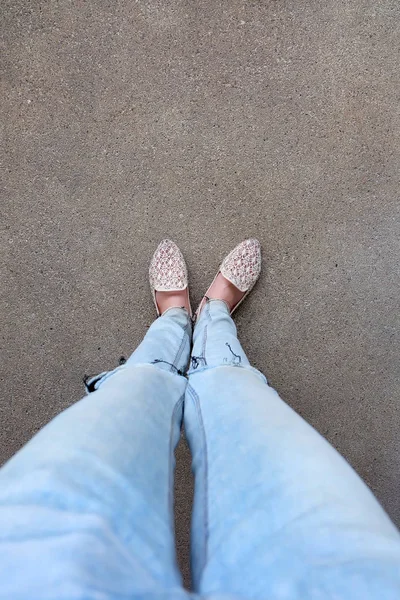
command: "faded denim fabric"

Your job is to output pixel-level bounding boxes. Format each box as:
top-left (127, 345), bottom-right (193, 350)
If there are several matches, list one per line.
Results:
top-left (0, 302), bottom-right (399, 599)
top-left (0, 308), bottom-right (192, 600)
top-left (185, 301), bottom-right (400, 599)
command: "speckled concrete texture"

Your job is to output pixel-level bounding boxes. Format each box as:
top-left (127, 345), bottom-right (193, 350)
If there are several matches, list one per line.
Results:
top-left (1, 0), bottom-right (399, 588)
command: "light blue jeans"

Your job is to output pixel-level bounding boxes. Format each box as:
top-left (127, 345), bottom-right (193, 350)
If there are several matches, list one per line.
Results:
top-left (0, 300), bottom-right (399, 599)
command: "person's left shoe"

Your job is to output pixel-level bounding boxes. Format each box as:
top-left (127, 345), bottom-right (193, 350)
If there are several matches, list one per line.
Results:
top-left (149, 239), bottom-right (192, 316)
top-left (195, 238), bottom-right (261, 318)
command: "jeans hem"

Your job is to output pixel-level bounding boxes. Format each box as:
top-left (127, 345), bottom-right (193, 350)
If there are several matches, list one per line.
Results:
top-left (187, 363), bottom-right (268, 384)
top-left (85, 362), bottom-right (189, 394)
top-left (161, 306), bottom-right (192, 319)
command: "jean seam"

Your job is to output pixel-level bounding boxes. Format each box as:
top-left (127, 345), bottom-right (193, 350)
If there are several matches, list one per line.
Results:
top-left (190, 306), bottom-right (209, 371)
top-left (186, 384), bottom-right (209, 585)
top-left (171, 322), bottom-right (191, 373)
top-left (206, 299), bottom-right (212, 323)
top-left (168, 395), bottom-right (185, 533)
top-left (201, 323), bottom-right (208, 361)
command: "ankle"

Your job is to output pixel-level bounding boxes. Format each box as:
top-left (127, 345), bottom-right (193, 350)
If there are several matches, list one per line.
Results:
top-left (155, 290), bottom-right (191, 316)
top-left (206, 273), bottom-right (244, 312)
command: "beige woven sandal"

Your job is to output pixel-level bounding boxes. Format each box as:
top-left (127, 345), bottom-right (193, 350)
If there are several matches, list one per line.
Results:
top-left (149, 239), bottom-right (192, 317)
top-left (195, 238), bottom-right (261, 318)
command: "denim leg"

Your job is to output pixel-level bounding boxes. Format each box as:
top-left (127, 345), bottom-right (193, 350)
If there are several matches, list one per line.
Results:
top-left (0, 308), bottom-right (192, 600)
top-left (185, 300), bottom-right (400, 599)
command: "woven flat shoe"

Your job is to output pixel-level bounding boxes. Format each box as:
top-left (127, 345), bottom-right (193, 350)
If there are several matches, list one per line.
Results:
top-left (196, 238), bottom-right (261, 317)
top-left (149, 239), bottom-right (192, 316)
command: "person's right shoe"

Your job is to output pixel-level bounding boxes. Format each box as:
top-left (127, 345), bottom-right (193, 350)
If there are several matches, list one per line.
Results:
top-left (195, 238), bottom-right (261, 318)
top-left (149, 239), bottom-right (192, 317)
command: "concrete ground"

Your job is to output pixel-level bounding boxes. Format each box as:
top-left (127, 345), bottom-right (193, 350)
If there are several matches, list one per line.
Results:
top-left (1, 0), bottom-right (399, 588)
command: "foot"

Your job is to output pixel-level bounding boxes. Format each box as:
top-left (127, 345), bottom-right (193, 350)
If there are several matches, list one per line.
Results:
top-left (149, 239), bottom-right (192, 317)
top-left (204, 273), bottom-right (245, 312)
top-left (155, 289), bottom-right (191, 315)
top-left (196, 239), bottom-right (261, 318)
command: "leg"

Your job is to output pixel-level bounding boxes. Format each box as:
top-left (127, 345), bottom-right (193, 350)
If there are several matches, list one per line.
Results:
top-left (0, 308), bottom-right (192, 600)
top-left (185, 300), bottom-right (400, 599)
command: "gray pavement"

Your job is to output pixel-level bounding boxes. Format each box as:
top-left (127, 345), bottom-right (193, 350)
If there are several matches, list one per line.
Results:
top-left (1, 0), bottom-right (399, 588)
